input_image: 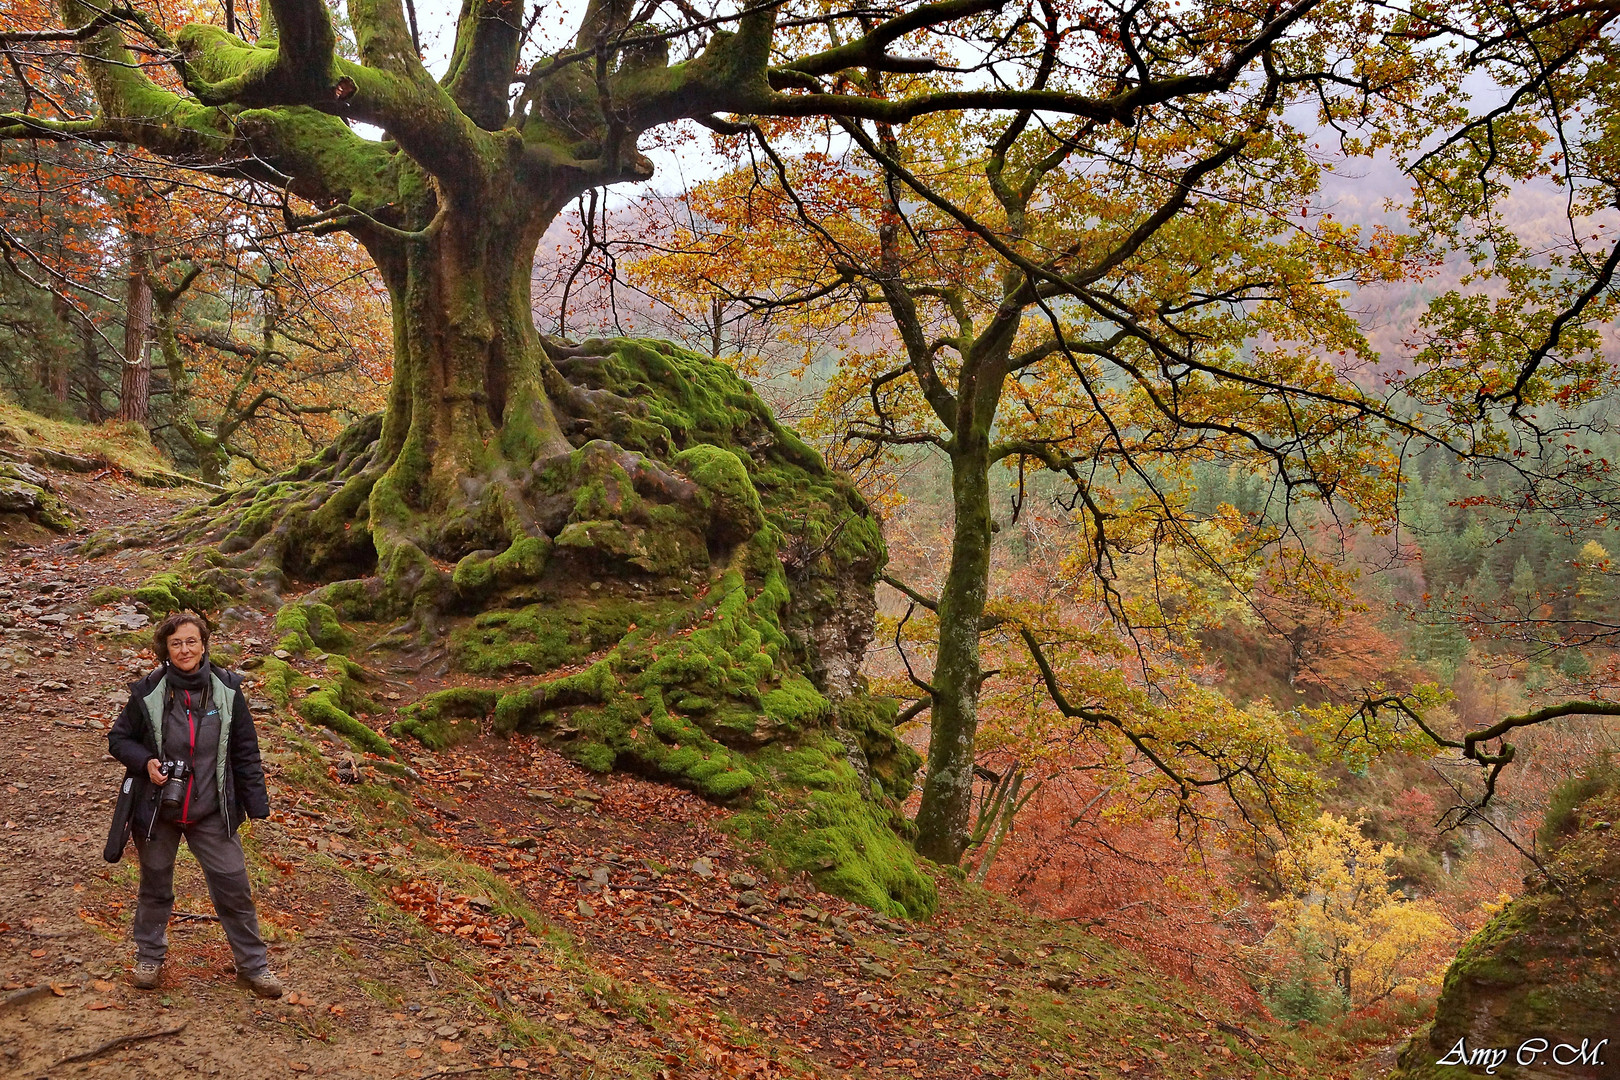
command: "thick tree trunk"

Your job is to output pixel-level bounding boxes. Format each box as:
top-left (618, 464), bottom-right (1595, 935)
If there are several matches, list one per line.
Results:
top-left (913, 436), bottom-right (995, 864)
top-left (118, 232), bottom-right (152, 423)
top-left (343, 191), bottom-right (575, 607)
top-left (172, 178), bottom-right (596, 612)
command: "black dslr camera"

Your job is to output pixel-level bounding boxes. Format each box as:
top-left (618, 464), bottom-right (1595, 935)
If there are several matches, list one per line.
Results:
top-left (157, 760), bottom-right (190, 819)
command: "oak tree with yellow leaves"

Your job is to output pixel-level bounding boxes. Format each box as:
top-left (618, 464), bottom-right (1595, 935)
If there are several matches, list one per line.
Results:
top-left (1264, 813), bottom-right (1456, 1010)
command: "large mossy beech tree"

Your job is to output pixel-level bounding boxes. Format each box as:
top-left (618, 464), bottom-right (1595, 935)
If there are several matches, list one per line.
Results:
top-left (0, 0), bottom-right (1365, 871)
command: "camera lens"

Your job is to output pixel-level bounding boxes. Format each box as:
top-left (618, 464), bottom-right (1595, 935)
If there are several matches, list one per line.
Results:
top-left (159, 761), bottom-right (189, 818)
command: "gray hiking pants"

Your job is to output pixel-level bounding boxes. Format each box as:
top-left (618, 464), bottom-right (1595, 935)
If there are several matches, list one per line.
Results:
top-left (132, 811), bottom-right (269, 976)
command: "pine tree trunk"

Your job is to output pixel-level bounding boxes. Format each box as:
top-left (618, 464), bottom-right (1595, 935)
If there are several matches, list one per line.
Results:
top-left (79, 308), bottom-right (105, 421)
top-left (117, 231), bottom-right (152, 424)
top-left (45, 293), bottom-right (75, 404)
top-left (912, 435), bottom-right (994, 864)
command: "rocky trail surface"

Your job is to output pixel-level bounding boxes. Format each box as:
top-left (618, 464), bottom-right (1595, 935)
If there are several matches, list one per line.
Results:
top-left (0, 466), bottom-right (1332, 1079)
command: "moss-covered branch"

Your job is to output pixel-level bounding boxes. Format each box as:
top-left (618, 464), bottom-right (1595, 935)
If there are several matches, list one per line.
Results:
top-left (172, 2), bottom-right (336, 108)
top-left (442, 0), bottom-right (525, 130)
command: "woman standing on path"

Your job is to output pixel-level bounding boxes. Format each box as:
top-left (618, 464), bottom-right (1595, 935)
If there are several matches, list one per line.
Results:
top-left (107, 613), bottom-right (283, 998)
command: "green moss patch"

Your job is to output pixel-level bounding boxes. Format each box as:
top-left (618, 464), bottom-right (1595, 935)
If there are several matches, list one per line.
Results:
top-left (452, 536), bottom-right (552, 599)
top-left (729, 735), bottom-right (937, 919)
top-left (761, 673), bottom-right (830, 730)
top-left (0, 464), bottom-right (71, 531)
top-left (391, 687), bottom-right (498, 750)
top-left (299, 688), bottom-right (394, 758)
top-left (256, 657), bottom-right (306, 708)
top-left (275, 599), bottom-right (355, 655)
top-left (111, 571), bottom-right (231, 617)
top-left (673, 443), bottom-right (764, 545)
top-left (835, 695), bottom-right (921, 803)
top-left (452, 595), bottom-right (682, 676)
top-left (267, 654), bottom-right (396, 759)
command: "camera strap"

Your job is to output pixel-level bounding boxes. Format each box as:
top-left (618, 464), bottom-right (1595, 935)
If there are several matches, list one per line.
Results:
top-left (180, 688), bottom-right (197, 823)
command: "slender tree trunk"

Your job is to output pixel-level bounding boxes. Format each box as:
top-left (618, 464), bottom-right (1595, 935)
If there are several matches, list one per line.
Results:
top-left (45, 293), bottom-right (76, 404)
top-left (79, 308), bottom-right (105, 420)
top-left (972, 770), bottom-right (1023, 885)
top-left (913, 434), bottom-right (995, 863)
top-left (151, 290), bottom-right (230, 485)
top-left (118, 224), bottom-right (152, 423)
top-left (50, 360), bottom-right (70, 403)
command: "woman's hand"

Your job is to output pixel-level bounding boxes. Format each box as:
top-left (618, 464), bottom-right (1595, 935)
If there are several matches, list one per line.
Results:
top-left (146, 759), bottom-right (168, 785)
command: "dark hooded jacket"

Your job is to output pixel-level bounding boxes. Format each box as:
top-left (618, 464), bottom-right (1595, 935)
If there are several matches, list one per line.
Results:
top-left (108, 662), bottom-right (270, 837)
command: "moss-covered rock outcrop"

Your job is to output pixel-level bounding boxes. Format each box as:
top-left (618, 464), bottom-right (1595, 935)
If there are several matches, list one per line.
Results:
top-left (121, 337), bottom-right (932, 917)
top-left (0, 460), bottom-right (71, 531)
top-left (1392, 769), bottom-right (1620, 1079)
top-left (405, 338), bottom-right (928, 915)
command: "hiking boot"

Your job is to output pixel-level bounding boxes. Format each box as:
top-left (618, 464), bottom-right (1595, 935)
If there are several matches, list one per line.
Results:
top-left (235, 970), bottom-right (283, 999)
top-left (131, 961), bottom-right (162, 990)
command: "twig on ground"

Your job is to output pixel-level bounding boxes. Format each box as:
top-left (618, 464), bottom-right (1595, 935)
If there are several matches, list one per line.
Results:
top-left (720, 909), bottom-right (779, 934)
top-left (425, 960), bottom-right (439, 987)
top-left (55, 1022), bottom-right (187, 1065)
top-left (684, 937), bottom-right (781, 958)
top-left (618, 884), bottom-right (785, 937)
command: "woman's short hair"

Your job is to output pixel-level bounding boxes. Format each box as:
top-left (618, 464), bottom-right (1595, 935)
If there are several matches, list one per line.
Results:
top-left (153, 613), bottom-right (211, 663)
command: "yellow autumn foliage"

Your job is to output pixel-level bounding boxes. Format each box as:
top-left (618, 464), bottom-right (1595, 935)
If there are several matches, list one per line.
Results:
top-left (1264, 813), bottom-right (1457, 1009)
